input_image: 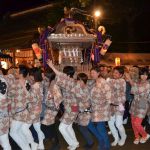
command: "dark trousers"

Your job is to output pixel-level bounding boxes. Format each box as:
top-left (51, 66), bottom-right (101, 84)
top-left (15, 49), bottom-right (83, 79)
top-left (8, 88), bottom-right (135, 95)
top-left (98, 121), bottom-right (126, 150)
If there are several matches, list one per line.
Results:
top-left (123, 101), bottom-right (131, 120)
top-left (88, 121), bottom-right (110, 150)
top-left (78, 125), bottom-right (93, 146)
top-left (41, 123), bottom-right (60, 150)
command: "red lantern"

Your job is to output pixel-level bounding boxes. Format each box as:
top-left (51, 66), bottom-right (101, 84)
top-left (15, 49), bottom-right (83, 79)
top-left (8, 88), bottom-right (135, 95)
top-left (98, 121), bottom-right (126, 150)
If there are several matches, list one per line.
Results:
top-left (32, 43), bottom-right (42, 60)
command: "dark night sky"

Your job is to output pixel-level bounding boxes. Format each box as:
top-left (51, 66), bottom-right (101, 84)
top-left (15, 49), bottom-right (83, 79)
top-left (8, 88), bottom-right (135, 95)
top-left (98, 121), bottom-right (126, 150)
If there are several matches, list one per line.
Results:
top-left (0, 0), bottom-right (50, 15)
top-left (0, 0), bottom-right (150, 52)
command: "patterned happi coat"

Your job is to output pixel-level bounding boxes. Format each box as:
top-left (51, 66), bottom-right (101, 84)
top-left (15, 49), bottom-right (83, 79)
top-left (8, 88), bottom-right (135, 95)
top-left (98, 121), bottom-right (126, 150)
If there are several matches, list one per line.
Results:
top-left (5, 74), bottom-right (15, 84)
top-left (40, 77), bottom-right (50, 119)
top-left (42, 77), bottom-right (50, 108)
top-left (130, 81), bottom-right (150, 119)
top-left (90, 78), bottom-right (112, 122)
top-left (147, 80), bottom-right (150, 116)
top-left (72, 84), bottom-right (91, 126)
top-left (8, 79), bottom-right (32, 123)
top-left (28, 82), bottom-right (43, 123)
top-left (107, 78), bottom-right (126, 116)
top-left (27, 76), bottom-right (35, 86)
top-left (0, 75), bottom-right (10, 136)
top-left (42, 77), bottom-right (50, 97)
top-left (4, 74), bottom-right (16, 115)
top-left (56, 73), bottom-right (80, 125)
top-left (75, 79), bottom-right (96, 126)
top-left (87, 79), bottom-right (96, 91)
top-left (42, 81), bottom-right (62, 125)
top-left (147, 104), bottom-right (150, 117)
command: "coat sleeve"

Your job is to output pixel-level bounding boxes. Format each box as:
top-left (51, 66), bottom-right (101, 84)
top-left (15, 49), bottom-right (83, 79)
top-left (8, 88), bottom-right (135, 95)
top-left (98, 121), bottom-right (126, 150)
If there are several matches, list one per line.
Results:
top-left (131, 83), bottom-right (138, 95)
top-left (53, 84), bottom-right (63, 109)
top-left (29, 85), bottom-right (41, 105)
top-left (117, 79), bottom-right (126, 105)
top-left (56, 73), bottom-right (75, 91)
top-left (104, 82), bottom-right (112, 104)
top-left (107, 78), bottom-right (126, 105)
top-left (3, 76), bottom-right (16, 115)
top-left (71, 84), bottom-right (90, 103)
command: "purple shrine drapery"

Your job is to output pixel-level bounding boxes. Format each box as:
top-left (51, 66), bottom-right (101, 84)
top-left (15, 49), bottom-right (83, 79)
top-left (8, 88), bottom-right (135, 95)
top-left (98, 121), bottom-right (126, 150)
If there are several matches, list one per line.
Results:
top-left (39, 28), bottom-right (52, 67)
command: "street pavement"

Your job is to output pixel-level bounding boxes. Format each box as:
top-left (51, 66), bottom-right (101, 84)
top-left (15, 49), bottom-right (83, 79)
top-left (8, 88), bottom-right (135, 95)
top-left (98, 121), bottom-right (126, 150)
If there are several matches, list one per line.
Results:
top-left (1, 122), bottom-right (150, 150)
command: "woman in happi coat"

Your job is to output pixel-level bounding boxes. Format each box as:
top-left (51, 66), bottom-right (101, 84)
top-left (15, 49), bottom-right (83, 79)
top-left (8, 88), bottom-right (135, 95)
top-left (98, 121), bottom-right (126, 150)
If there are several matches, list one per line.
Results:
top-left (126, 67), bottom-right (150, 144)
top-left (41, 69), bottom-right (62, 150)
top-left (54, 71), bottom-right (93, 149)
top-left (71, 73), bottom-right (94, 149)
top-left (27, 68), bottom-right (45, 149)
top-left (47, 60), bottom-right (79, 150)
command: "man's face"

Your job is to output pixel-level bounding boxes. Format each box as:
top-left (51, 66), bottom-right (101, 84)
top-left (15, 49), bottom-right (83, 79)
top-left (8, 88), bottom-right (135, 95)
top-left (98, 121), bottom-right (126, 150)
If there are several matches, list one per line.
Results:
top-left (101, 67), bottom-right (108, 77)
top-left (100, 66), bottom-right (104, 72)
top-left (90, 70), bottom-right (99, 79)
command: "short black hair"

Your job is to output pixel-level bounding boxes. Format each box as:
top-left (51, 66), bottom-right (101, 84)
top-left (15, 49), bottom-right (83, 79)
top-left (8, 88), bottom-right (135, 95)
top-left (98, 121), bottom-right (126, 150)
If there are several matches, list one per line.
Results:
top-left (19, 65), bottom-right (28, 78)
top-left (45, 67), bottom-right (56, 82)
top-left (77, 73), bottom-right (88, 84)
top-left (139, 67), bottom-right (149, 76)
top-left (113, 66), bottom-right (124, 75)
top-left (63, 66), bottom-right (75, 78)
top-left (29, 67), bottom-right (36, 76)
top-left (99, 64), bottom-right (107, 68)
top-left (90, 66), bottom-right (100, 73)
top-left (33, 67), bottom-right (43, 82)
top-left (1, 68), bottom-right (8, 75)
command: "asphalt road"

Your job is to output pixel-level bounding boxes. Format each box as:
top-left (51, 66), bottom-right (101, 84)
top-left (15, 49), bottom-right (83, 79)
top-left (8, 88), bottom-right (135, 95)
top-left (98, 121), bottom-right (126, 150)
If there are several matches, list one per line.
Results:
top-left (1, 122), bottom-right (150, 150)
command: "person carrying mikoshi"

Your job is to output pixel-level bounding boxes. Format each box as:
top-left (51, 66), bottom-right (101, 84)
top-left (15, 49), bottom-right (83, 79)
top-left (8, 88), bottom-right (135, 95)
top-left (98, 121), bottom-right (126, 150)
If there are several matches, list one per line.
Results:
top-left (8, 65), bottom-right (37, 150)
top-left (88, 66), bottom-right (112, 150)
top-left (41, 69), bottom-right (62, 150)
top-left (47, 59), bottom-right (79, 150)
top-left (27, 68), bottom-right (45, 150)
top-left (0, 72), bottom-right (11, 150)
top-left (107, 66), bottom-right (127, 147)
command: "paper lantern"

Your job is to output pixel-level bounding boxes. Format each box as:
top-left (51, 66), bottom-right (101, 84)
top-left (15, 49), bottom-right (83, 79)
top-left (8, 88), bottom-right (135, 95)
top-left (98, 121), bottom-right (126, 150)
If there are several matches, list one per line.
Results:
top-left (32, 43), bottom-right (42, 60)
top-left (100, 39), bottom-right (112, 55)
top-left (115, 57), bottom-right (121, 66)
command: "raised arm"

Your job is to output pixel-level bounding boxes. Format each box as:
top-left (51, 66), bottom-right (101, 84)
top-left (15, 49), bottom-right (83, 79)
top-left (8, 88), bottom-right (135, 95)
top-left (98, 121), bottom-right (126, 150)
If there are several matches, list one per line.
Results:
top-left (47, 59), bottom-right (76, 90)
top-left (47, 59), bottom-right (61, 76)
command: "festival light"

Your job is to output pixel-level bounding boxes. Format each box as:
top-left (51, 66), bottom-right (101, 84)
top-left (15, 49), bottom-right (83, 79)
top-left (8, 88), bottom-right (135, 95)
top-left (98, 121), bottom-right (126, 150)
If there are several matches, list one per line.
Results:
top-left (115, 57), bottom-right (121, 66)
top-left (94, 10), bottom-right (101, 17)
top-left (94, 10), bottom-right (101, 29)
top-left (16, 49), bottom-right (20, 53)
top-left (1, 61), bottom-right (8, 69)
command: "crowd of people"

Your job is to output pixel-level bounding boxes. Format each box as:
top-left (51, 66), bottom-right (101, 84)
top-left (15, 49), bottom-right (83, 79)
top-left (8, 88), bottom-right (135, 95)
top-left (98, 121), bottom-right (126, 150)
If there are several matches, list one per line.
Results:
top-left (0, 61), bottom-right (150, 150)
